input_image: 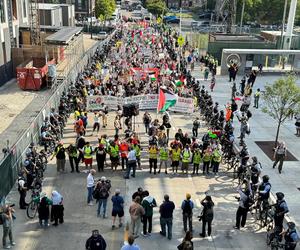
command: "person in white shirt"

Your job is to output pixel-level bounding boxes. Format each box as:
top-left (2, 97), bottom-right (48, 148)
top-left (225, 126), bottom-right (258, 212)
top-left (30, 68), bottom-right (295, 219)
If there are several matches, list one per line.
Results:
top-left (91, 112), bottom-right (100, 136)
top-left (87, 169), bottom-right (96, 205)
top-left (124, 147), bottom-right (136, 179)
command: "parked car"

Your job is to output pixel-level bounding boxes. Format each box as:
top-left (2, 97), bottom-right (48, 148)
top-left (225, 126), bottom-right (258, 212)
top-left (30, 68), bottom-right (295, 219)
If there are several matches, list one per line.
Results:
top-left (163, 16), bottom-right (180, 24)
top-left (95, 31), bottom-right (108, 40)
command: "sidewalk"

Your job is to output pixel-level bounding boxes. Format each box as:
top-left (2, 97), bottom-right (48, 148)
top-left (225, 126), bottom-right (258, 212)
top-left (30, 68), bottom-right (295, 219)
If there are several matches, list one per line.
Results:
top-left (192, 67), bottom-right (300, 228)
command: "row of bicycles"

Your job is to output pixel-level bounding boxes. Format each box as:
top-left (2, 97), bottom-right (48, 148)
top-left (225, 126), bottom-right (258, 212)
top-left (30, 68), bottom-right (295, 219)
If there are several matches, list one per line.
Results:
top-left (196, 86), bottom-right (298, 249)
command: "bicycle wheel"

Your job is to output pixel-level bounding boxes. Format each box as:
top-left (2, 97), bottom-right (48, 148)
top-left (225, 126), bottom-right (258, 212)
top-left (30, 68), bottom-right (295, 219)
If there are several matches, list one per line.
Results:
top-left (26, 200), bottom-right (38, 219)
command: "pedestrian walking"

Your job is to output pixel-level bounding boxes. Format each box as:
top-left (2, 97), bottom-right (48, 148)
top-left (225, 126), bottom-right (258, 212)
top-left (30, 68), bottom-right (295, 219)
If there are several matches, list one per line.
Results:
top-left (51, 190), bottom-right (64, 226)
top-left (100, 103), bottom-right (108, 128)
top-left (253, 88), bottom-right (260, 109)
top-left (159, 194), bottom-right (175, 240)
top-left (272, 141), bottom-right (287, 174)
top-left (141, 191), bottom-right (157, 237)
top-left (91, 112), bottom-right (101, 136)
top-left (1, 205), bottom-right (16, 249)
top-left (111, 189), bottom-right (124, 229)
top-left (228, 63), bottom-right (238, 82)
top-left (132, 142), bottom-right (142, 170)
top-left (181, 194), bottom-right (194, 233)
top-left (94, 177), bottom-right (111, 218)
top-left (129, 197), bottom-right (145, 238)
top-left (85, 229), bottom-right (107, 250)
top-left (76, 132), bottom-right (86, 164)
top-left (87, 169), bottom-right (96, 205)
top-left (51, 141), bottom-right (66, 172)
top-left (204, 68), bottom-right (209, 81)
top-left (114, 115), bottom-right (122, 137)
top-left (294, 115), bottom-right (300, 137)
top-left (143, 112), bottom-right (151, 134)
top-left (199, 195), bottom-right (214, 238)
top-left (67, 143), bottom-right (79, 173)
top-left (192, 118), bottom-right (200, 138)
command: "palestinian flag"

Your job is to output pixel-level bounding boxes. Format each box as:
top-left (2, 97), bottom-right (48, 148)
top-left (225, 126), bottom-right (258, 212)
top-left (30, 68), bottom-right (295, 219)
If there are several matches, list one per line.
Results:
top-left (175, 75), bottom-right (185, 87)
top-left (157, 88), bottom-right (177, 113)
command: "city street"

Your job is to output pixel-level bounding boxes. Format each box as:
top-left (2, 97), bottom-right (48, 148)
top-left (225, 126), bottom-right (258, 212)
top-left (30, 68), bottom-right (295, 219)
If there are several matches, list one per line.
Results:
top-left (6, 106), bottom-right (270, 250)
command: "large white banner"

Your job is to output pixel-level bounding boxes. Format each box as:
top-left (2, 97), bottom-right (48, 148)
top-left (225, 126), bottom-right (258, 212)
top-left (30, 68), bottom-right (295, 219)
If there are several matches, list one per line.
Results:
top-left (87, 95), bottom-right (194, 113)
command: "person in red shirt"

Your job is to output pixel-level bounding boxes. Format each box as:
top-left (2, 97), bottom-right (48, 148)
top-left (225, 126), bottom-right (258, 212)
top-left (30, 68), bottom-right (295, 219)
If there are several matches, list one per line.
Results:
top-left (119, 140), bottom-right (129, 170)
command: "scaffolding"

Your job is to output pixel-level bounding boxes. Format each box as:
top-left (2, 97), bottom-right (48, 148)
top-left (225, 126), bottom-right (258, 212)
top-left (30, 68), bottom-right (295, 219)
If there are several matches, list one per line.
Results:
top-left (215, 0), bottom-right (237, 34)
top-left (29, 0), bottom-right (41, 45)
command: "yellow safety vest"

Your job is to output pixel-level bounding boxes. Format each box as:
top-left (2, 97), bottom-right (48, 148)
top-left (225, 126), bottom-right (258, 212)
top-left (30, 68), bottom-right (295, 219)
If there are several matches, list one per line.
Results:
top-left (149, 147), bottom-right (158, 159)
top-left (160, 148), bottom-right (168, 160)
top-left (133, 145), bottom-right (141, 157)
top-left (110, 145), bottom-right (119, 157)
top-left (172, 149), bottom-right (181, 161)
top-left (84, 146), bottom-right (92, 159)
top-left (182, 150), bottom-right (190, 163)
top-left (213, 150), bottom-right (222, 163)
top-left (193, 152), bottom-right (202, 164)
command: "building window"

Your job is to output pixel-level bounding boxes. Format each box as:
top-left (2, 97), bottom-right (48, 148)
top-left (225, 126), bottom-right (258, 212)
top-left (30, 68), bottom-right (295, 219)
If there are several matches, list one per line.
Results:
top-left (78, 0), bottom-right (82, 9)
top-left (0, 0), bottom-right (5, 23)
top-left (23, 0), bottom-right (27, 18)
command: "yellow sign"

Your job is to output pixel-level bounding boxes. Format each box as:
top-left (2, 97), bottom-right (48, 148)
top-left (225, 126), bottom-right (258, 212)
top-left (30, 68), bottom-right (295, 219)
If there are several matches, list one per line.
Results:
top-left (157, 17), bottom-right (162, 24)
top-left (178, 35), bottom-right (185, 46)
top-left (116, 41), bottom-right (122, 48)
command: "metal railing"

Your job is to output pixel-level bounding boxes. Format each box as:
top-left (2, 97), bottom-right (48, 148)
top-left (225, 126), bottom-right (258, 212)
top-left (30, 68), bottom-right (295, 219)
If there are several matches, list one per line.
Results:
top-left (0, 37), bottom-right (106, 199)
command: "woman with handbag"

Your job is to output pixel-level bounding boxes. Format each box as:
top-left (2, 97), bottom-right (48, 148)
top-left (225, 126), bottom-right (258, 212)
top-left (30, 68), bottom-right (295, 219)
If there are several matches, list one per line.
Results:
top-left (199, 195), bottom-right (214, 238)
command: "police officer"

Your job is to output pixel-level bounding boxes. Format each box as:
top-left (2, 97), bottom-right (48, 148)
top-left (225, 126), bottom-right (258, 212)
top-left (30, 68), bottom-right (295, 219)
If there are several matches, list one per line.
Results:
top-left (274, 192), bottom-right (289, 233)
top-left (283, 222), bottom-right (299, 250)
top-left (257, 175), bottom-right (271, 209)
top-left (85, 229), bottom-right (107, 250)
top-left (250, 156), bottom-right (261, 190)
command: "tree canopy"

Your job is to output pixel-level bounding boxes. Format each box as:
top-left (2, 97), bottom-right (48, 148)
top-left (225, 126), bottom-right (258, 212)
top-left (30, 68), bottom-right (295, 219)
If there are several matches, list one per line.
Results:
top-left (95, 0), bottom-right (116, 20)
top-left (262, 74), bottom-right (300, 146)
top-left (146, 0), bottom-right (166, 16)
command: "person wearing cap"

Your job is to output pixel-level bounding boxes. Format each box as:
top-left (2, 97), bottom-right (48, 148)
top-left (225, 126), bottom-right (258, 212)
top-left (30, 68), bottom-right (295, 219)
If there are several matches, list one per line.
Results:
top-left (111, 189), bottom-right (124, 229)
top-left (282, 222), bottom-right (299, 250)
top-left (51, 141), bottom-right (66, 173)
top-left (274, 192), bottom-right (289, 233)
top-left (181, 194), bottom-right (194, 233)
top-left (87, 169), bottom-right (96, 205)
top-left (95, 177), bottom-right (111, 218)
top-left (95, 144), bottom-right (106, 172)
top-left (85, 229), bottom-right (107, 250)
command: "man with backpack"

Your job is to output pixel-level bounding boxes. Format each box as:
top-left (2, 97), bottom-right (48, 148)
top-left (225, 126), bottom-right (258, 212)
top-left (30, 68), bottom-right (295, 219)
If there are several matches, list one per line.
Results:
top-left (234, 180), bottom-right (253, 229)
top-left (93, 177), bottom-right (111, 218)
top-left (181, 193), bottom-right (194, 233)
top-left (141, 191), bottom-right (157, 237)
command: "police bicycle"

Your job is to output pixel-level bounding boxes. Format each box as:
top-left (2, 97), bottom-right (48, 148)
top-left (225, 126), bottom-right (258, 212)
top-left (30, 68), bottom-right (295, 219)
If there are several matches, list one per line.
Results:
top-left (26, 180), bottom-right (43, 219)
top-left (266, 222), bottom-right (285, 250)
top-left (253, 197), bottom-right (275, 228)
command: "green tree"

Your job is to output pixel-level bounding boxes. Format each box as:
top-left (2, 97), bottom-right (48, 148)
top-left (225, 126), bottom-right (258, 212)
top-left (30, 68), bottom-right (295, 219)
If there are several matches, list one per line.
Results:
top-left (262, 75), bottom-right (300, 147)
top-left (146, 0), bottom-right (166, 16)
top-left (95, 0), bottom-right (116, 21)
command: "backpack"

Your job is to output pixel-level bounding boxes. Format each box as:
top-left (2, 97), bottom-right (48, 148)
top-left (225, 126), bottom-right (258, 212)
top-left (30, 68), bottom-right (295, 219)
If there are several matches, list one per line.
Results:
top-left (183, 200), bottom-right (192, 215)
top-left (98, 183), bottom-right (110, 199)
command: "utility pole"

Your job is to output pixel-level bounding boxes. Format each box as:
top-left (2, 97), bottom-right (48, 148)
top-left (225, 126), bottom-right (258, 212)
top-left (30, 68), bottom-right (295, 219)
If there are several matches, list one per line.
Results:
top-left (239, 0), bottom-right (245, 34)
top-left (283, 0), bottom-right (297, 50)
top-left (280, 0), bottom-right (288, 49)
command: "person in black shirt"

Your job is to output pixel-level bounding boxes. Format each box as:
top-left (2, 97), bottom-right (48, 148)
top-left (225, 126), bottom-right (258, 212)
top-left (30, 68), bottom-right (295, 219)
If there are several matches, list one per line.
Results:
top-left (51, 141), bottom-right (66, 172)
top-left (159, 194), bottom-right (175, 240)
top-left (85, 230), bottom-right (106, 250)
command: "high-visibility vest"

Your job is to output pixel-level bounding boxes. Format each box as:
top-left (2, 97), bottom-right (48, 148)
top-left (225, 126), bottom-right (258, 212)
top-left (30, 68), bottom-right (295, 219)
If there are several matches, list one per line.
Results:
top-left (213, 150), bottom-right (222, 162)
top-left (84, 146), bottom-right (92, 159)
top-left (133, 145), bottom-right (141, 157)
top-left (255, 91), bottom-right (260, 98)
top-left (149, 147), bottom-right (158, 159)
top-left (110, 145), bottom-right (119, 157)
top-left (193, 152), bottom-right (202, 164)
top-left (172, 149), bottom-right (181, 161)
top-left (182, 150), bottom-right (190, 163)
top-left (203, 152), bottom-right (211, 162)
top-left (160, 148), bottom-right (168, 161)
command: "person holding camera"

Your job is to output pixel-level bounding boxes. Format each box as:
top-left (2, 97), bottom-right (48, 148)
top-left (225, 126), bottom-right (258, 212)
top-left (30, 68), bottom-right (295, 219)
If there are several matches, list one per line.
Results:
top-left (199, 195), bottom-right (214, 238)
top-left (1, 204), bottom-right (16, 249)
top-left (234, 180), bottom-right (253, 229)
